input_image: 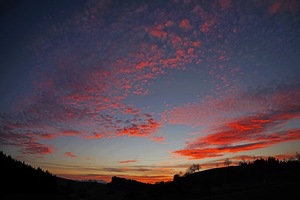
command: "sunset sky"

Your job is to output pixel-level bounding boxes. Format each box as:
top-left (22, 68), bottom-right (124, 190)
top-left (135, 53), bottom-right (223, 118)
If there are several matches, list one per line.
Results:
top-left (1, 0), bottom-right (300, 184)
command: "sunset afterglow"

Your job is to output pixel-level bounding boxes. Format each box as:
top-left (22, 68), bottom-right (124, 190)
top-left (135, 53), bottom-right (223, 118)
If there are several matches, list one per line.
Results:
top-left (1, 0), bottom-right (300, 184)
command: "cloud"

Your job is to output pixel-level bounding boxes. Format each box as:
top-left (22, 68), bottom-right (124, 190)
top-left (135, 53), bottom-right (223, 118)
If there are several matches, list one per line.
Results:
top-left (0, 128), bottom-right (53, 156)
top-left (179, 19), bottom-right (192, 30)
top-left (168, 81), bottom-right (300, 159)
top-left (61, 130), bottom-right (81, 136)
top-left (162, 80), bottom-right (300, 127)
top-left (218, 0), bottom-right (231, 11)
top-left (1, 0), bottom-right (299, 157)
top-left (150, 136), bottom-right (165, 143)
top-left (65, 152), bottom-right (77, 158)
top-left (173, 112), bottom-right (300, 159)
top-left (268, 0), bottom-right (299, 15)
top-left (149, 27), bottom-right (167, 39)
top-left (200, 18), bottom-right (217, 33)
top-left (119, 160), bottom-right (137, 164)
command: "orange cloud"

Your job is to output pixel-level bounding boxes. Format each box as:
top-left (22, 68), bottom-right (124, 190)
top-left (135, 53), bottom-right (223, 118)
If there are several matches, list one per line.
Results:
top-left (150, 136), bottom-right (165, 143)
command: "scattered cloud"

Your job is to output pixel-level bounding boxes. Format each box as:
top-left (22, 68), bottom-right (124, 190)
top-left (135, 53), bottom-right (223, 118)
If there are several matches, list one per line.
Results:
top-left (1, 0), bottom-right (299, 162)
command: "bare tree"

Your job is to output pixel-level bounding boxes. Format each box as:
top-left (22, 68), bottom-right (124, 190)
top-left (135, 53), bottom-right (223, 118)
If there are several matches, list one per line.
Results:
top-left (185, 164), bottom-right (201, 175)
top-left (238, 158), bottom-right (246, 166)
top-left (224, 158), bottom-right (232, 167)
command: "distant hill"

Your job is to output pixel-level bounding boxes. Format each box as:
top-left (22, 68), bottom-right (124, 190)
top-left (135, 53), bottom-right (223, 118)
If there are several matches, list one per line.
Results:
top-left (1, 151), bottom-right (300, 200)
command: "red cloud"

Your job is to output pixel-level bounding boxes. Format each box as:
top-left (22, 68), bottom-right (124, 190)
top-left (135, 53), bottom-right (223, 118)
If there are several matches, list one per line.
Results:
top-left (179, 19), bottom-right (192, 30)
top-left (149, 28), bottom-right (167, 39)
top-left (135, 61), bottom-right (150, 70)
top-left (173, 110), bottom-right (300, 159)
top-left (118, 160), bottom-right (137, 164)
top-left (65, 152), bottom-right (77, 158)
top-left (61, 130), bottom-right (81, 136)
top-left (268, 0), bottom-right (299, 15)
top-left (167, 82), bottom-right (300, 159)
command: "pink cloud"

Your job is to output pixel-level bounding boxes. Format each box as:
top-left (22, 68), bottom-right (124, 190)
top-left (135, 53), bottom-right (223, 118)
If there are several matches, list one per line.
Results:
top-left (65, 152), bottom-right (77, 158)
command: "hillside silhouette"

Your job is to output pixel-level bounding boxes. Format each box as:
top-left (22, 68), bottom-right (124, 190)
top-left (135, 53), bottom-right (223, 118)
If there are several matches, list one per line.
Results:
top-left (1, 151), bottom-right (57, 196)
top-left (0, 151), bottom-right (106, 200)
top-left (1, 151), bottom-right (300, 199)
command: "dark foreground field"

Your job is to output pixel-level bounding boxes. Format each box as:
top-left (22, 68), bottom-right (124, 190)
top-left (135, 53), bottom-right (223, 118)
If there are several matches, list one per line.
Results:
top-left (2, 178), bottom-right (300, 200)
top-left (1, 151), bottom-right (300, 200)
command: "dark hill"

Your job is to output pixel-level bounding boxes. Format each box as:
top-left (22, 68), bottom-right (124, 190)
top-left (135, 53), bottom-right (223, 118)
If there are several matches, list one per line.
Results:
top-left (1, 151), bottom-right (300, 200)
top-left (149, 160), bottom-right (300, 200)
top-left (1, 151), bottom-right (57, 196)
top-left (0, 151), bottom-right (106, 199)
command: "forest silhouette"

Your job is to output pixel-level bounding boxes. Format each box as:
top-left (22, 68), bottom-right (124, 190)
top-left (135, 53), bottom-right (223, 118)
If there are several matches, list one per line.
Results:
top-left (1, 151), bottom-right (300, 199)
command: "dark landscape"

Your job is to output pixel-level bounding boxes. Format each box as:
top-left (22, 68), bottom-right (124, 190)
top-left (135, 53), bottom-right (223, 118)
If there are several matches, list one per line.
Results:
top-left (1, 151), bottom-right (300, 200)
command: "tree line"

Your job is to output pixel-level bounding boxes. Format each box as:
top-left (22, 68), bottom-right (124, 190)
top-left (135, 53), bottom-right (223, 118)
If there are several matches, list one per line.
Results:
top-left (0, 151), bottom-right (58, 196)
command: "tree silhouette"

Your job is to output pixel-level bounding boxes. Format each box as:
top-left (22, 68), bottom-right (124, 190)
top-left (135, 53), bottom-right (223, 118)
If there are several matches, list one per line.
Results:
top-left (185, 164), bottom-right (201, 175)
top-left (0, 151), bottom-right (58, 196)
top-left (224, 158), bottom-right (232, 167)
top-left (238, 158), bottom-right (247, 166)
top-left (296, 152), bottom-right (300, 162)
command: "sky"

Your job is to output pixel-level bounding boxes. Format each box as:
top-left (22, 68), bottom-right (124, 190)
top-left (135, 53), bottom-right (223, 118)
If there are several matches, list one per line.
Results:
top-left (0, 0), bottom-right (300, 184)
